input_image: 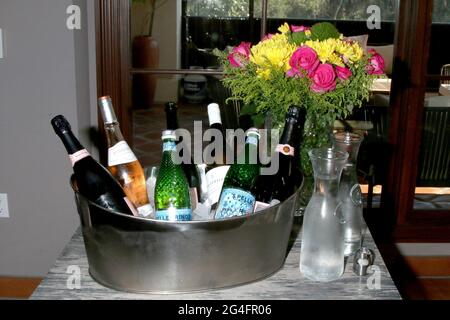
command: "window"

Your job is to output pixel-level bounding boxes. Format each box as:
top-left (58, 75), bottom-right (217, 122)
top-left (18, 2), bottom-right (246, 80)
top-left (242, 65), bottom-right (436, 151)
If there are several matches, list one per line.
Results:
top-left (186, 0), bottom-right (250, 18)
top-left (186, 0), bottom-right (399, 21)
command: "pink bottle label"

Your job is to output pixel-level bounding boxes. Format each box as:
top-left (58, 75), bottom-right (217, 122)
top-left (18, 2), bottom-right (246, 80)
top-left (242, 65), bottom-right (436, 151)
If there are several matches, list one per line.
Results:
top-left (69, 149), bottom-right (90, 167)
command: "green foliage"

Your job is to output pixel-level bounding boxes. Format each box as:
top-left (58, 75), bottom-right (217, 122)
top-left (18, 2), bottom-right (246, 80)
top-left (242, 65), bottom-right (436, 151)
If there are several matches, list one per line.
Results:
top-left (289, 31), bottom-right (309, 46)
top-left (310, 22), bottom-right (341, 40)
top-left (219, 54), bottom-right (372, 130)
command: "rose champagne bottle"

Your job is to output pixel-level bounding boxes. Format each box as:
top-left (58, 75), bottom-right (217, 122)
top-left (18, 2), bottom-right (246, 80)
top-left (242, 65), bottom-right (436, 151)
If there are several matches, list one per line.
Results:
top-left (51, 115), bottom-right (137, 216)
top-left (98, 96), bottom-right (154, 218)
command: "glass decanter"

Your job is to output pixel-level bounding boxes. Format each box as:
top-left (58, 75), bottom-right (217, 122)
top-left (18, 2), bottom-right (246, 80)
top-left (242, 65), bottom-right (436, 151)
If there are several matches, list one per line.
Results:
top-left (331, 132), bottom-right (364, 256)
top-left (300, 148), bottom-right (348, 282)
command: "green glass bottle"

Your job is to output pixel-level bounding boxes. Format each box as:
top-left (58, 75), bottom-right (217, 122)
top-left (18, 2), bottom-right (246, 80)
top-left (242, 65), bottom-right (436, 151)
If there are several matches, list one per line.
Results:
top-left (155, 130), bottom-right (192, 221)
top-left (215, 128), bottom-right (261, 219)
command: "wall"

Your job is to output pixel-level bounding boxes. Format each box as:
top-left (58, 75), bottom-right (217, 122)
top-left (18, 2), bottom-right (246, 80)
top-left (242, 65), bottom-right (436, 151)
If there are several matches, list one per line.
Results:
top-left (0, 0), bottom-right (96, 277)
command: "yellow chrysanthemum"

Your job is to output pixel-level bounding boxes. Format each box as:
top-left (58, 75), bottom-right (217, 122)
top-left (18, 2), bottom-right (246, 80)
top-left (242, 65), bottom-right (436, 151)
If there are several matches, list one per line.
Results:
top-left (278, 22), bottom-right (290, 34)
top-left (305, 39), bottom-right (338, 64)
top-left (336, 41), bottom-right (364, 62)
top-left (304, 38), bottom-right (363, 65)
top-left (250, 33), bottom-right (296, 79)
top-left (328, 53), bottom-right (345, 67)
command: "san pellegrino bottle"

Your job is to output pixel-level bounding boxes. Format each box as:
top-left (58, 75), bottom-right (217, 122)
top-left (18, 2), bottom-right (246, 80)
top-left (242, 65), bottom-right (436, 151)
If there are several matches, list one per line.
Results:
top-left (51, 115), bottom-right (136, 216)
top-left (154, 130), bottom-right (192, 221)
top-left (215, 128), bottom-right (261, 219)
top-left (98, 96), bottom-right (154, 218)
top-left (256, 106), bottom-right (306, 204)
top-left (204, 103), bottom-right (230, 206)
top-left (164, 102), bottom-right (200, 208)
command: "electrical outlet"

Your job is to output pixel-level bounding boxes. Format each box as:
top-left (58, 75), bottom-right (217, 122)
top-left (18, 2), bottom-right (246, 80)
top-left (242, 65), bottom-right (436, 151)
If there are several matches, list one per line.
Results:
top-left (0, 194), bottom-right (10, 218)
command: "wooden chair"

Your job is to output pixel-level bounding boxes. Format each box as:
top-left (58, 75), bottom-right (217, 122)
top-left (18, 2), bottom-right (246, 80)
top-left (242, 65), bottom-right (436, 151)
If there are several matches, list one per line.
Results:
top-left (440, 64), bottom-right (450, 85)
top-left (418, 96), bottom-right (450, 186)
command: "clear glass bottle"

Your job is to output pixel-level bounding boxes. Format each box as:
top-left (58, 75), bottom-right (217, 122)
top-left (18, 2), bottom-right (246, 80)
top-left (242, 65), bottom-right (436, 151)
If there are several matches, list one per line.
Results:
top-left (331, 132), bottom-right (364, 256)
top-left (98, 96), bottom-right (153, 218)
top-left (300, 148), bottom-right (348, 282)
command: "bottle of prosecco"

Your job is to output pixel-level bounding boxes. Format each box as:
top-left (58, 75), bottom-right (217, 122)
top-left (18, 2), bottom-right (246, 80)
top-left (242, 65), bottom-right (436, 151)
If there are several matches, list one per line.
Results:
top-left (51, 115), bottom-right (136, 216)
top-left (255, 106), bottom-right (306, 205)
top-left (204, 103), bottom-right (230, 206)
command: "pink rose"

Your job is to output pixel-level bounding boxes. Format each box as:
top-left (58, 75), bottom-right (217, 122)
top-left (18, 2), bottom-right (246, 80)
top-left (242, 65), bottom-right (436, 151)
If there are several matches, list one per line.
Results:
top-left (227, 42), bottom-right (252, 68)
top-left (311, 63), bottom-right (337, 93)
top-left (335, 65), bottom-right (352, 80)
top-left (287, 46), bottom-right (320, 77)
top-left (366, 49), bottom-right (385, 75)
top-left (291, 25), bottom-right (310, 33)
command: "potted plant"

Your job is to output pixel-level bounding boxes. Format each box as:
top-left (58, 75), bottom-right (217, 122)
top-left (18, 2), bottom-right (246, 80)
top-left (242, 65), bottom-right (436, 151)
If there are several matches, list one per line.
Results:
top-left (132, 0), bottom-right (162, 108)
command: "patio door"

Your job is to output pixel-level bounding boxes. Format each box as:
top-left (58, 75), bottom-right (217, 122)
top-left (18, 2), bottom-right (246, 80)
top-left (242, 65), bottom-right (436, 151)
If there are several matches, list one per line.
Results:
top-left (381, 0), bottom-right (450, 241)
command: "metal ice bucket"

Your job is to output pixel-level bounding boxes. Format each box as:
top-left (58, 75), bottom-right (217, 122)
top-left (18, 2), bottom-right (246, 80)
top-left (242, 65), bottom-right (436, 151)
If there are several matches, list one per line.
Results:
top-left (71, 175), bottom-right (303, 294)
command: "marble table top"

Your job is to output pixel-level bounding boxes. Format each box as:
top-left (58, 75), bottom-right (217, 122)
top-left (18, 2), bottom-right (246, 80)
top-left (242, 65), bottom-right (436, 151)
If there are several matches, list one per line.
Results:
top-left (30, 221), bottom-right (401, 300)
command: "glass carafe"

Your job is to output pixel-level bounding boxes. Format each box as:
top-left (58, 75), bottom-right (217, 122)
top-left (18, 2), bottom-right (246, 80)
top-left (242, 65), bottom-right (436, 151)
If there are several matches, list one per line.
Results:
top-left (300, 148), bottom-right (348, 282)
top-left (331, 132), bottom-right (364, 256)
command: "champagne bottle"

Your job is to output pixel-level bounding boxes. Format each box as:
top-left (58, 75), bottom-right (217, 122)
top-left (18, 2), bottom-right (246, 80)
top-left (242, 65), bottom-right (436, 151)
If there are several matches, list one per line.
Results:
top-left (154, 130), bottom-right (192, 221)
top-left (204, 103), bottom-right (230, 206)
top-left (215, 128), bottom-right (261, 219)
top-left (164, 102), bottom-right (200, 208)
top-left (98, 96), bottom-right (154, 218)
top-left (255, 106), bottom-right (306, 205)
top-left (51, 115), bottom-right (136, 216)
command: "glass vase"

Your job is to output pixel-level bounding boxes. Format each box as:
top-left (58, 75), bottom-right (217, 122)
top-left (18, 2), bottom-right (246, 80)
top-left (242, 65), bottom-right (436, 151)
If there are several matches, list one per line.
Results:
top-left (297, 111), bottom-right (334, 214)
top-left (331, 132), bottom-right (364, 256)
top-left (299, 148), bottom-right (348, 282)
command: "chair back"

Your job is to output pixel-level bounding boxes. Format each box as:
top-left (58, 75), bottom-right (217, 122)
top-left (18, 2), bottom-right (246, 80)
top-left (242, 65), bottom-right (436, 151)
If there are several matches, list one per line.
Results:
top-left (440, 64), bottom-right (450, 85)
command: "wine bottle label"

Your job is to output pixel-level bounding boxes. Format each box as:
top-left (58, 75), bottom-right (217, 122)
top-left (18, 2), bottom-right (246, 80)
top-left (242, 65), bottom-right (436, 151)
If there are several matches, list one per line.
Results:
top-left (254, 201), bottom-right (270, 213)
top-left (205, 166), bottom-right (231, 205)
top-left (156, 208), bottom-right (192, 221)
top-left (108, 141), bottom-right (138, 167)
top-left (124, 197), bottom-right (139, 217)
top-left (275, 144), bottom-right (295, 156)
top-left (137, 203), bottom-right (154, 218)
top-left (69, 149), bottom-right (90, 167)
top-left (215, 188), bottom-right (256, 219)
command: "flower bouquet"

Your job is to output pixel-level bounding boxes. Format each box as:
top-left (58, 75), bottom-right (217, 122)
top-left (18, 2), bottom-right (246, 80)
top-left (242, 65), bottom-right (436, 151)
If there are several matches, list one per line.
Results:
top-left (216, 22), bottom-right (385, 179)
